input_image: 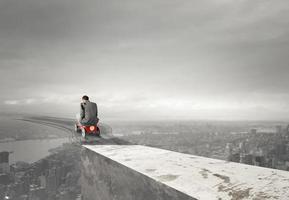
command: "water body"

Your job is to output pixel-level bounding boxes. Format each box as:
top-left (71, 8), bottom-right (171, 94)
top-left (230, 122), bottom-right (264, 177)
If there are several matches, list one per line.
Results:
top-left (0, 138), bottom-right (69, 164)
top-left (0, 115), bottom-right (70, 164)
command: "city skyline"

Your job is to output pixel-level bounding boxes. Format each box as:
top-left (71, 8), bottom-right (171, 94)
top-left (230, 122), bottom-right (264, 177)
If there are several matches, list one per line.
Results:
top-left (1, 0), bottom-right (289, 120)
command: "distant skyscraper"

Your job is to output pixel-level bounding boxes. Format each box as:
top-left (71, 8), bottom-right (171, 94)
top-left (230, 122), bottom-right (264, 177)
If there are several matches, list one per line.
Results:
top-left (0, 174), bottom-right (10, 185)
top-left (276, 125), bottom-right (282, 134)
top-left (250, 128), bottom-right (257, 135)
top-left (286, 125), bottom-right (289, 136)
top-left (29, 186), bottom-right (46, 200)
top-left (39, 175), bottom-right (46, 188)
top-left (225, 143), bottom-right (233, 161)
top-left (240, 153), bottom-right (253, 165)
top-left (231, 153), bottom-right (241, 163)
top-left (47, 168), bottom-right (57, 193)
top-left (239, 141), bottom-right (247, 153)
top-left (0, 151), bottom-right (10, 173)
top-left (254, 156), bottom-right (266, 167)
top-left (275, 143), bottom-right (286, 157)
top-left (286, 144), bottom-right (289, 154)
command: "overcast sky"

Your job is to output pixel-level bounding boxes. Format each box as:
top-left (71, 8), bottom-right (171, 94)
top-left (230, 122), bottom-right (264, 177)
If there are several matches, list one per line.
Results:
top-left (1, 0), bottom-right (289, 120)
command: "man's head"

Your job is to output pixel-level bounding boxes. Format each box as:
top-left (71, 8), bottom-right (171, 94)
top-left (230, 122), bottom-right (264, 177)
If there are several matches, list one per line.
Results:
top-left (82, 95), bottom-right (89, 103)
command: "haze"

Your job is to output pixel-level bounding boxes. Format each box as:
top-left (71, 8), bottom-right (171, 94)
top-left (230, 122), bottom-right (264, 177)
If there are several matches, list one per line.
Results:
top-left (1, 0), bottom-right (289, 120)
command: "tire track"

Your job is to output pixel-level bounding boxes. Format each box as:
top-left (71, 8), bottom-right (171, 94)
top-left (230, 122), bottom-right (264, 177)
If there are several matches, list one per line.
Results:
top-left (19, 117), bottom-right (133, 146)
top-left (19, 118), bottom-right (83, 144)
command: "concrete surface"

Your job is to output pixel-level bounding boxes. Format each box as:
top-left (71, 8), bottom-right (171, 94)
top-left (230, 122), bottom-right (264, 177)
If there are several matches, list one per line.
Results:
top-left (81, 146), bottom-right (195, 200)
top-left (82, 145), bottom-right (289, 200)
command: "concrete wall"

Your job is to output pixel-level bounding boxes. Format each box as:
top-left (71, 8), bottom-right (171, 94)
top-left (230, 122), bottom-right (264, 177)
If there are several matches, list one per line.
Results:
top-left (81, 145), bottom-right (289, 200)
top-left (81, 147), bottom-right (196, 200)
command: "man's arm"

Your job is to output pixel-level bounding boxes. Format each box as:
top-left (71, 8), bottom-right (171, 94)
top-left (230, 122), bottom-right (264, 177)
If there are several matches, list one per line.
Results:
top-left (95, 103), bottom-right (98, 118)
top-left (80, 103), bottom-right (85, 119)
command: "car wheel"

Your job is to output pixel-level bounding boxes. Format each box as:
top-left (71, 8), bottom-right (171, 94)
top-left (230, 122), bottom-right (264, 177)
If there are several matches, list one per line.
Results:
top-left (81, 128), bottom-right (86, 139)
top-left (74, 124), bottom-right (79, 132)
top-left (96, 130), bottom-right (100, 137)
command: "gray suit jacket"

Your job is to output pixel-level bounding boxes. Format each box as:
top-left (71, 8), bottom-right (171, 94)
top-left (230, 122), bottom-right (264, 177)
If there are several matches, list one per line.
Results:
top-left (80, 101), bottom-right (98, 125)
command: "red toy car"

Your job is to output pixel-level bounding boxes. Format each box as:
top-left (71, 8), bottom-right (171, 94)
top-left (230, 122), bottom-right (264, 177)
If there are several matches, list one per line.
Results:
top-left (75, 123), bottom-right (100, 138)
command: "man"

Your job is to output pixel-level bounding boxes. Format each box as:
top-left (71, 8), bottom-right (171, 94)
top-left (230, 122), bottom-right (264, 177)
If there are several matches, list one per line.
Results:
top-left (76, 95), bottom-right (99, 125)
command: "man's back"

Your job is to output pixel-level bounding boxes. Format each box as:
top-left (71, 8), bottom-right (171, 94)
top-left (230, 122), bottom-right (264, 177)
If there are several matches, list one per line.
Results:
top-left (80, 101), bottom-right (98, 125)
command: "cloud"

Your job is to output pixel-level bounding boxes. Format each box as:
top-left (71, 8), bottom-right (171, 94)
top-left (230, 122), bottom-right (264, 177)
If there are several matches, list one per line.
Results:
top-left (2, 91), bottom-right (289, 120)
top-left (1, 0), bottom-right (289, 120)
top-left (4, 100), bottom-right (19, 105)
top-left (4, 98), bottom-right (36, 105)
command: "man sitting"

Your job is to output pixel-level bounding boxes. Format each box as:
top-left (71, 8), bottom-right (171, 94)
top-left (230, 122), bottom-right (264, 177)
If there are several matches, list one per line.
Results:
top-left (76, 95), bottom-right (99, 125)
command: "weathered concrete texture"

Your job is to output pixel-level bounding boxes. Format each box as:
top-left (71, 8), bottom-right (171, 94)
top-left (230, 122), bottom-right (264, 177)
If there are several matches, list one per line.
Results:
top-left (82, 145), bottom-right (289, 200)
top-left (81, 147), bottom-right (196, 200)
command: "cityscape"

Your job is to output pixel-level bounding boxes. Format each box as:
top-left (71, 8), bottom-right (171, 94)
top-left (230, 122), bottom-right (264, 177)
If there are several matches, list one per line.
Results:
top-left (112, 121), bottom-right (289, 171)
top-left (0, 143), bottom-right (81, 200)
top-left (1, 119), bottom-right (289, 199)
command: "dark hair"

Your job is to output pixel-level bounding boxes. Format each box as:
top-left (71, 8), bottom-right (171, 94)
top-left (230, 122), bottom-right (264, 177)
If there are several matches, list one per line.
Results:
top-left (82, 95), bottom-right (89, 100)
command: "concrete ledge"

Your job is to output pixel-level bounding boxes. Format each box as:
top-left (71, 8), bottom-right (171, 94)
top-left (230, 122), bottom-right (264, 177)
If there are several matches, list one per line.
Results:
top-left (81, 145), bottom-right (289, 200)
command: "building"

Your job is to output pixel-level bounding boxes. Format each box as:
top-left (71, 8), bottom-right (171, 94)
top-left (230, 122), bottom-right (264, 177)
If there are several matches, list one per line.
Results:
top-left (250, 128), bottom-right (257, 135)
top-left (38, 175), bottom-right (46, 188)
top-left (285, 124), bottom-right (289, 140)
top-left (254, 156), bottom-right (266, 167)
top-left (276, 125), bottom-right (282, 135)
top-left (240, 153), bottom-right (253, 165)
top-left (275, 143), bottom-right (287, 156)
top-left (46, 168), bottom-right (57, 193)
top-left (29, 185), bottom-right (47, 200)
top-left (0, 151), bottom-right (10, 174)
top-left (0, 173), bottom-right (10, 185)
top-left (231, 153), bottom-right (240, 163)
top-left (225, 143), bottom-right (233, 161)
